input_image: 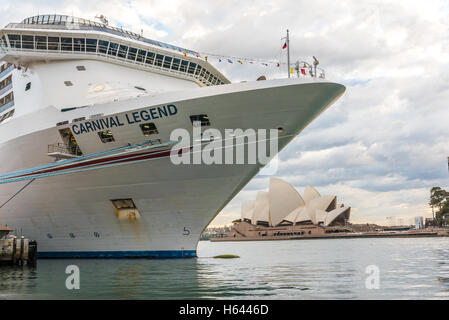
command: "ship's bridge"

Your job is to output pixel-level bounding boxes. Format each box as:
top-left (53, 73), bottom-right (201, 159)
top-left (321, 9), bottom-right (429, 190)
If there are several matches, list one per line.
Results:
top-left (0, 14), bottom-right (229, 87)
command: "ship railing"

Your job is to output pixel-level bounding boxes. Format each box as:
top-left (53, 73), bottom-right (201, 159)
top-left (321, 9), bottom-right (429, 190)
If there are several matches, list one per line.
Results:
top-left (3, 39), bottom-right (223, 86)
top-left (47, 143), bottom-right (82, 157)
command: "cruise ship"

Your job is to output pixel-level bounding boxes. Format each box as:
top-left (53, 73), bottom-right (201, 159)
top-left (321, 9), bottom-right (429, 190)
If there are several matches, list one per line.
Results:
top-left (0, 14), bottom-right (345, 258)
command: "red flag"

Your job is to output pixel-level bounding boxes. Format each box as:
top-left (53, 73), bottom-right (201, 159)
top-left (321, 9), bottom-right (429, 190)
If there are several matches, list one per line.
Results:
top-left (282, 42), bottom-right (287, 49)
top-left (301, 68), bottom-right (306, 75)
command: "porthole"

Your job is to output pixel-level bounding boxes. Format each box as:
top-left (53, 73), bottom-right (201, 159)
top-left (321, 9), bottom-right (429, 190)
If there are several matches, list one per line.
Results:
top-left (98, 130), bottom-right (115, 143)
top-left (140, 122), bottom-right (158, 136)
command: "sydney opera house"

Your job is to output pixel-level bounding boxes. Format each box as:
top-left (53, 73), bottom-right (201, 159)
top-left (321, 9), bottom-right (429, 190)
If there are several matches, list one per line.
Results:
top-left (222, 177), bottom-right (351, 240)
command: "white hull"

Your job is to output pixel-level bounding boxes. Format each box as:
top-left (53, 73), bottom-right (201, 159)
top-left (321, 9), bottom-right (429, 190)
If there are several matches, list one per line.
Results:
top-left (0, 79), bottom-right (345, 257)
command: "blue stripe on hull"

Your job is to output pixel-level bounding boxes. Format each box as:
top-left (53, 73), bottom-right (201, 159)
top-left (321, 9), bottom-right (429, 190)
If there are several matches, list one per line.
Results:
top-left (38, 250), bottom-right (196, 259)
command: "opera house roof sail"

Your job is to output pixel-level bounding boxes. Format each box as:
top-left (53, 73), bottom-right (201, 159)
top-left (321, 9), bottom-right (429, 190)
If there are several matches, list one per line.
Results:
top-left (240, 178), bottom-right (351, 228)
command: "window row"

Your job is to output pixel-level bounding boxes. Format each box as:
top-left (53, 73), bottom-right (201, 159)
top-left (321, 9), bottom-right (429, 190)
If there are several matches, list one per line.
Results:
top-left (47, 231), bottom-right (101, 239)
top-left (4, 34), bottom-right (224, 86)
top-left (97, 114), bottom-right (210, 144)
top-left (98, 122), bottom-right (160, 143)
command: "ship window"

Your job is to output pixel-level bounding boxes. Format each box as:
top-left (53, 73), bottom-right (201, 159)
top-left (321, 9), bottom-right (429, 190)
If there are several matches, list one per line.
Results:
top-left (69, 233), bottom-right (76, 238)
top-left (61, 37), bottom-right (72, 51)
top-left (195, 65), bottom-right (202, 76)
top-left (111, 199), bottom-right (136, 209)
top-left (188, 62), bottom-right (196, 74)
top-left (118, 45), bottom-right (128, 58)
top-left (136, 49), bottom-right (146, 63)
top-left (8, 34), bottom-right (21, 48)
top-left (163, 56), bottom-right (172, 69)
top-left (154, 54), bottom-right (164, 67)
top-left (35, 36), bottom-right (46, 50)
top-left (98, 40), bottom-right (109, 54)
top-left (47, 234), bottom-right (53, 239)
top-left (76, 65), bottom-right (86, 71)
top-left (127, 47), bottom-right (137, 61)
top-left (48, 37), bottom-right (59, 50)
top-left (145, 52), bottom-right (155, 65)
top-left (22, 35), bottom-right (34, 49)
top-left (94, 232), bottom-right (100, 238)
top-left (172, 58), bottom-right (180, 71)
top-left (190, 114), bottom-right (210, 127)
top-left (86, 38), bottom-right (97, 52)
top-left (140, 122), bottom-right (159, 136)
top-left (25, 82), bottom-right (31, 91)
top-left (98, 130), bottom-right (115, 143)
top-left (107, 42), bottom-right (118, 56)
top-left (180, 60), bottom-right (188, 72)
top-left (64, 81), bottom-right (73, 86)
top-left (74, 38), bottom-right (85, 52)
top-left (1, 35), bottom-right (7, 48)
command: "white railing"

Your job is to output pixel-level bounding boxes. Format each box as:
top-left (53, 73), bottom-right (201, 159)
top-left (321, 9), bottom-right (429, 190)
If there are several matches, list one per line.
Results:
top-left (2, 40), bottom-right (225, 86)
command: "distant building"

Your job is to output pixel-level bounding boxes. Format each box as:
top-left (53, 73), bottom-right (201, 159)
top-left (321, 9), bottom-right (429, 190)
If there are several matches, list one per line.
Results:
top-left (415, 216), bottom-right (424, 229)
top-left (239, 177), bottom-right (351, 228)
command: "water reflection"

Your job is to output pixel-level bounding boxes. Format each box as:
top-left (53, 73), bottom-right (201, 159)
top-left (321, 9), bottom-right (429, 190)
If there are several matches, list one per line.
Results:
top-left (0, 237), bottom-right (448, 299)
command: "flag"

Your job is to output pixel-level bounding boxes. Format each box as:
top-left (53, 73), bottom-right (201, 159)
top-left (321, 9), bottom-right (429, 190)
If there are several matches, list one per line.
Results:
top-left (277, 63), bottom-right (280, 67)
top-left (238, 60), bottom-right (243, 64)
top-left (301, 68), bottom-right (306, 75)
top-left (227, 59), bottom-right (233, 63)
top-left (289, 68), bottom-right (293, 74)
top-left (205, 56), bottom-right (208, 61)
top-left (218, 58), bottom-right (222, 62)
top-left (282, 42), bottom-right (287, 49)
top-left (183, 52), bottom-right (187, 57)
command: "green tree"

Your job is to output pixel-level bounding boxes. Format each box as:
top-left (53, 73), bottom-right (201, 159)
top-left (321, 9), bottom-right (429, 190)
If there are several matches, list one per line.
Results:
top-left (429, 187), bottom-right (449, 226)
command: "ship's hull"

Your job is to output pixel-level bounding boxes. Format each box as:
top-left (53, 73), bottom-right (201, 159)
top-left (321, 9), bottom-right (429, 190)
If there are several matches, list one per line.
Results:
top-left (0, 79), bottom-right (345, 258)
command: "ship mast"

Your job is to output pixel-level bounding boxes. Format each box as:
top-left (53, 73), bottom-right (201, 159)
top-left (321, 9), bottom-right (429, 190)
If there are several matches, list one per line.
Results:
top-left (286, 29), bottom-right (290, 78)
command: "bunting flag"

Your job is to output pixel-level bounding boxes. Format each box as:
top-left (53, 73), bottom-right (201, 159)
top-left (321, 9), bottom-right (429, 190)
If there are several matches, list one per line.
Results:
top-left (282, 42), bottom-right (287, 49)
top-left (218, 58), bottom-right (222, 62)
top-left (183, 52), bottom-right (187, 57)
top-left (277, 63), bottom-right (280, 67)
top-left (301, 68), bottom-right (306, 75)
top-left (237, 60), bottom-right (243, 64)
top-left (227, 59), bottom-right (233, 63)
top-left (205, 56), bottom-right (208, 61)
top-left (289, 68), bottom-right (293, 74)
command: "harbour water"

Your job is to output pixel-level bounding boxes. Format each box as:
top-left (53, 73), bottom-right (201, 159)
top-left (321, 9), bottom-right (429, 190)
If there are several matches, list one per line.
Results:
top-left (1, 237), bottom-right (448, 299)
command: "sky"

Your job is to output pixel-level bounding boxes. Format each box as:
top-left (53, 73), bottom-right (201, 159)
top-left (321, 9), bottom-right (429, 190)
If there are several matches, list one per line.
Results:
top-left (1, 0), bottom-right (449, 226)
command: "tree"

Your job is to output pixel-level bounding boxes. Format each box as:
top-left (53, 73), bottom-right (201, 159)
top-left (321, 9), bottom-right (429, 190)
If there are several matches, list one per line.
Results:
top-left (429, 187), bottom-right (449, 226)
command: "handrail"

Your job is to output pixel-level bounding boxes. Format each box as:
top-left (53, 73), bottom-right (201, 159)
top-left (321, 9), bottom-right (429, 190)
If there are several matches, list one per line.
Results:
top-left (0, 83), bottom-right (12, 97)
top-left (0, 100), bottom-right (14, 114)
top-left (2, 40), bottom-right (225, 86)
top-left (0, 65), bottom-right (13, 79)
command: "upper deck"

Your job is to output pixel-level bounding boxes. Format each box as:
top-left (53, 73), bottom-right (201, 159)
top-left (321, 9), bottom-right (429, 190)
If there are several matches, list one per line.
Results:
top-left (0, 15), bottom-right (230, 87)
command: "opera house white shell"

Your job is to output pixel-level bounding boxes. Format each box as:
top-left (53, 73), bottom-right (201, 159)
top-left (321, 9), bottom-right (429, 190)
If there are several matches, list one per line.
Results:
top-left (241, 177), bottom-right (351, 227)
